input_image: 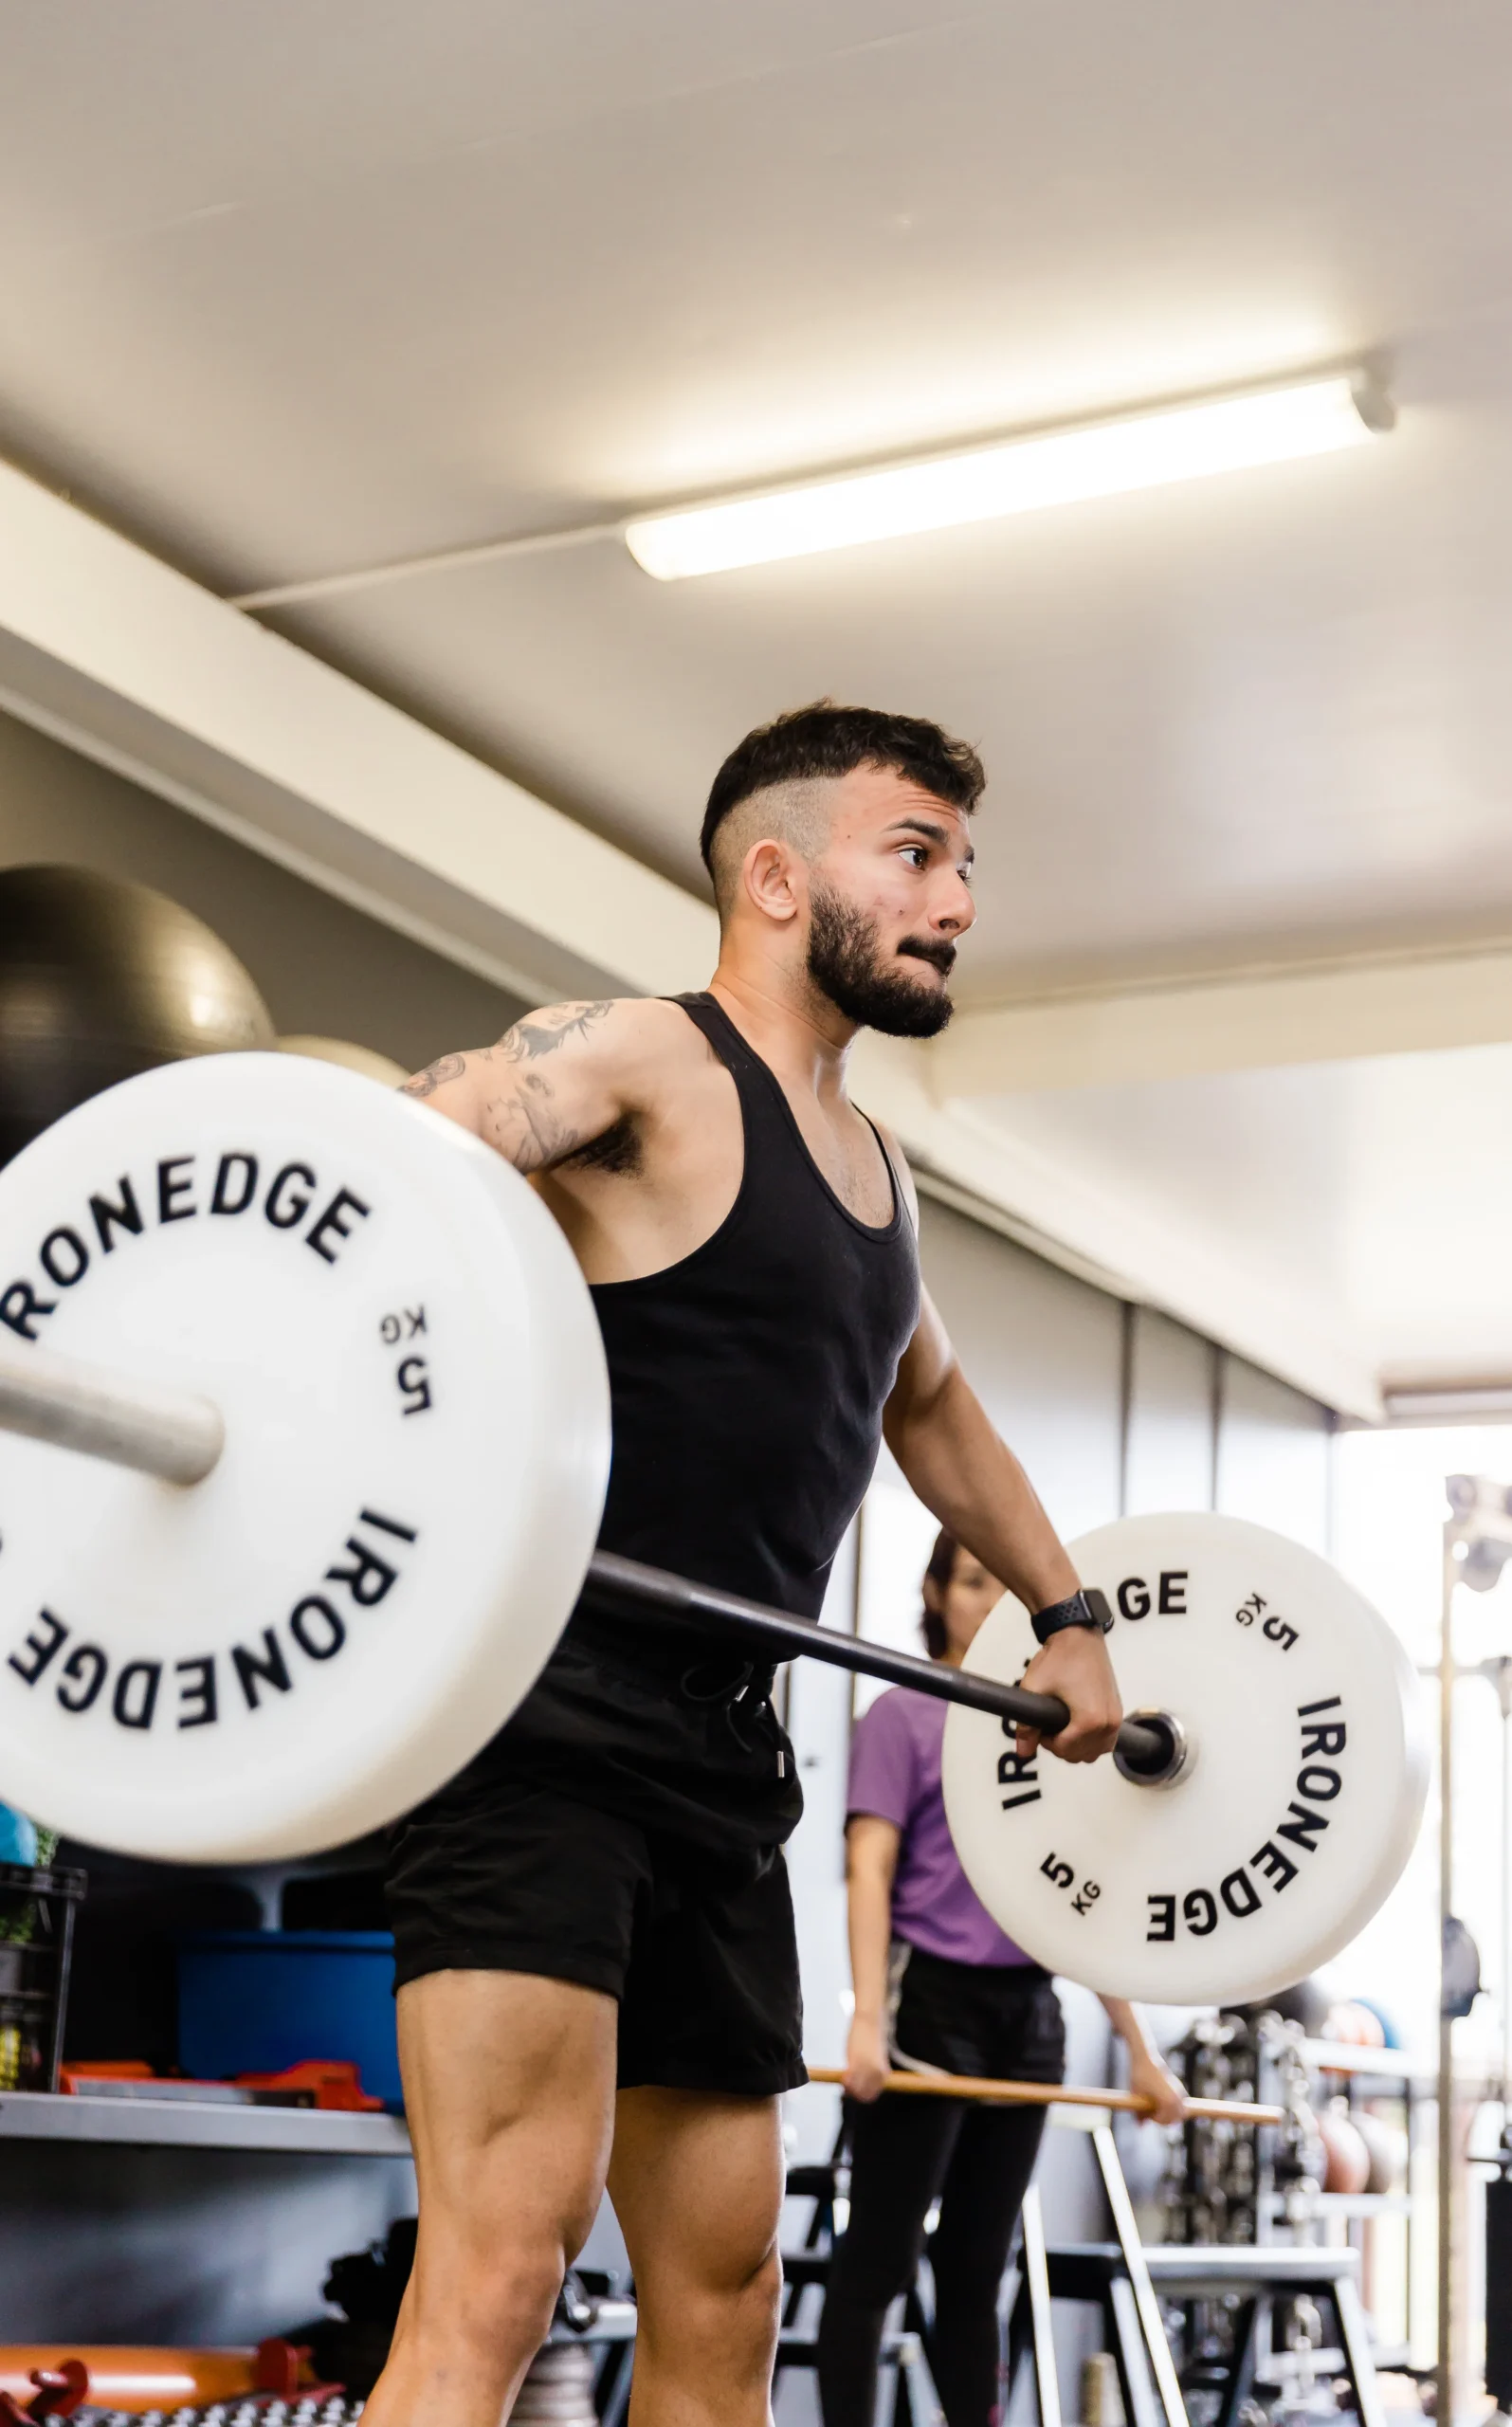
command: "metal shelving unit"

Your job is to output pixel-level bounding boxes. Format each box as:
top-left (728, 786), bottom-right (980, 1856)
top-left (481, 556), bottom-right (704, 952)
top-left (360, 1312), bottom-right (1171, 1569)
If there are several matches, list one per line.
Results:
top-left (0, 2089), bottom-right (412, 2157)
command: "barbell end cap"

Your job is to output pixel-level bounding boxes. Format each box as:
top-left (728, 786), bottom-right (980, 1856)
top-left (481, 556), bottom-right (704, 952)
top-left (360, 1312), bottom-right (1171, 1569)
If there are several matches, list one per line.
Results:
top-left (153, 1398), bottom-right (227, 1487)
top-left (1112, 1707), bottom-right (1191, 1790)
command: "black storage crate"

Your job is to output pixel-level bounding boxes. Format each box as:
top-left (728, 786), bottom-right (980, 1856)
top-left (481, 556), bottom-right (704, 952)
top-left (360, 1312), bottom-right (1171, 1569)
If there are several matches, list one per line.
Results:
top-left (0, 1861), bottom-right (85, 2092)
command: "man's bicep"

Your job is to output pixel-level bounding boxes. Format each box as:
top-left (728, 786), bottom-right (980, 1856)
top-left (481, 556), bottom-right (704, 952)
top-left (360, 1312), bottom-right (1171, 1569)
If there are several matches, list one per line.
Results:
top-left (884, 1288), bottom-right (957, 1434)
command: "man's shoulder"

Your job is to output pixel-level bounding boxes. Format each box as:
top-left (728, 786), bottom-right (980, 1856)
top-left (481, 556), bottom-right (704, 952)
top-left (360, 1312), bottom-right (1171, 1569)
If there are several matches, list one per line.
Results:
top-left (598, 995), bottom-right (724, 1098)
top-left (502, 994), bottom-right (708, 1074)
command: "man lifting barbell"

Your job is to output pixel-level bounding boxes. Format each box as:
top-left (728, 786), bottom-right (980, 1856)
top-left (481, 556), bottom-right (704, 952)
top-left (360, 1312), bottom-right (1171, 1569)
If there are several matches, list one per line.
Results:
top-left (370, 702), bottom-right (1122, 2427)
top-left (0, 715), bottom-right (1428, 2427)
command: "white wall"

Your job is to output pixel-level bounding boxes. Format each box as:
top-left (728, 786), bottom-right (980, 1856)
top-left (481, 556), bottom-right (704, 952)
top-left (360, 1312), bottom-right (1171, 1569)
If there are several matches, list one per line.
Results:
top-left (920, 1197), bottom-right (1126, 1547)
top-left (854, 1202), bottom-right (1126, 1696)
top-left (1215, 1352), bottom-right (1333, 1551)
top-left (1125, 1306), bottom-right (1217, 1516)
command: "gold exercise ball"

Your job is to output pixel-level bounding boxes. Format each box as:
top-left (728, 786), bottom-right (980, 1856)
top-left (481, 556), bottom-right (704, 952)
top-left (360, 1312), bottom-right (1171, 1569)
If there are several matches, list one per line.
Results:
top-left (278, 1034), bottom-right (410, 1088)
top-left (0, 864), bottom-right (274, 1168)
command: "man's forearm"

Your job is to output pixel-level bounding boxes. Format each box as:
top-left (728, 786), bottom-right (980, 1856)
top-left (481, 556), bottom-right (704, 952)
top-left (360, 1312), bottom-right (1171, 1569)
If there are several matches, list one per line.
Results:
top-left (887, 1364), bottom-right (1078, 1612)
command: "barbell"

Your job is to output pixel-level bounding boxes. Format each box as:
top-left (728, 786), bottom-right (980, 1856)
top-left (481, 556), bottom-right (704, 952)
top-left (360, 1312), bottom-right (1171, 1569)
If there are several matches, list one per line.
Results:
top-left (0, 1054), bottom-right (1429, 2008)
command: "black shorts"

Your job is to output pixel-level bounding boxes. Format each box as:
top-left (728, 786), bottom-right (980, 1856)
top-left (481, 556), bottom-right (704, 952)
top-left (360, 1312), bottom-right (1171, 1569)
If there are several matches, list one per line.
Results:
top-left (384, 1768), bottom-right (806, 2099)
top-left (888, 1943), bottom-right (1066, 2084)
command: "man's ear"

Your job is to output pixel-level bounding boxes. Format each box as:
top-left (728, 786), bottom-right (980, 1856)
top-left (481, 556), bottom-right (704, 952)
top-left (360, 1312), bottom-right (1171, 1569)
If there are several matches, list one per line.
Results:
top-left (741, 839), bottom-right (803, 925)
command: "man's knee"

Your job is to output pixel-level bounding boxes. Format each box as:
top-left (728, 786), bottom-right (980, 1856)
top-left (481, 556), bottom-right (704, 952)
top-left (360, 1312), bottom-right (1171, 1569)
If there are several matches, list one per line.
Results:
top-left (418, 2139), bottom-right (604, 2337)
top-left (658, 2237), bottom-right (782, 2362)
top-left (739, 2238), bottom-right (784, 2324)
top-left (432, 2242), bottom-right (564, 2363)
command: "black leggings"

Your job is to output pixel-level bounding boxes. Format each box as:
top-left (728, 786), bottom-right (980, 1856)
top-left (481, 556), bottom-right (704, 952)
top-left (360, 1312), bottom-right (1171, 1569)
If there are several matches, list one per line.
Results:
top-left (816, 1949), bottom-right (1065, 2427)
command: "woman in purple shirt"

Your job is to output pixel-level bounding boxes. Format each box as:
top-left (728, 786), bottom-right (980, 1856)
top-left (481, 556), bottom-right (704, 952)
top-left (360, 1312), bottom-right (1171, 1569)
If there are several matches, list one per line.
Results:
top-left (817, 1530), bottom-right (1184, 2427)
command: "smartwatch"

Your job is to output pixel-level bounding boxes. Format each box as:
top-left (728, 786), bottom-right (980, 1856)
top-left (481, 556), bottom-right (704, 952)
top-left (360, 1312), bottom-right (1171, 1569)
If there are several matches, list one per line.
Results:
top-left (1030, 1586), bottom-right (1113, 1646)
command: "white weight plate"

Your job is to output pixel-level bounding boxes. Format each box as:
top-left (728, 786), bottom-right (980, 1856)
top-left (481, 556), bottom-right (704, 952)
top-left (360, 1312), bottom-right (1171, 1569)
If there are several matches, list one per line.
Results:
top-left (941, 1513), bottom-right (1429, 2004)
top-left (0, 1053), bottom-right (610, 1861)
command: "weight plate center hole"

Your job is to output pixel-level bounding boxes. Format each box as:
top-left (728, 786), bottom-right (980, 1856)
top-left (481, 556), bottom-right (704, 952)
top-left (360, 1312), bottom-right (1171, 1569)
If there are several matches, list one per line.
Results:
top-left (1112, 1707), bottom-right (1192, 1790)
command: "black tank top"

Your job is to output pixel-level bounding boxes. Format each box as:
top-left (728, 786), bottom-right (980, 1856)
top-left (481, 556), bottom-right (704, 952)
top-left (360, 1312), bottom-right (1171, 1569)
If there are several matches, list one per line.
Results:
top-left (589, 992), bottom-right (920, 1625)
top-left (494, 993), bottom-right (920, 1848)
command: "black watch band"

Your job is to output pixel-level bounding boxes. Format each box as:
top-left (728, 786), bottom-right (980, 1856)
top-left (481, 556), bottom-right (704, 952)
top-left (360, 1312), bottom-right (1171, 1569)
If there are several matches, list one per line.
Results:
top-left (1030, 1586), bottom-right (1113, 1645)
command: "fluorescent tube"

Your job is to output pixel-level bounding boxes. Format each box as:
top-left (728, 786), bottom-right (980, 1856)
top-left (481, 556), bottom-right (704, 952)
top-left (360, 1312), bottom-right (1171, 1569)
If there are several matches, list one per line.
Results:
top-left (625, 373), bottom-right (1391, 581)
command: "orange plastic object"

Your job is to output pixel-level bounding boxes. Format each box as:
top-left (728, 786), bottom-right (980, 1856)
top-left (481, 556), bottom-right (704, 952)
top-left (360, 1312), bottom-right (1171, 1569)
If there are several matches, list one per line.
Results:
top-left (256, 2341), bottom-right (303, 2400)
top-left (0, 2351), bottom-right (264, 2413)
top-left (253, 2341), bottom-right (341, 2401)
top-left (62, 2056), bottom-right (383, 2110)
top-left (0, 2359), bottom-right (89, 2422)
top-left (234, 2059), bottom-right (383, 2111)
top-left (58, 2063), bottom-right (155, 2093)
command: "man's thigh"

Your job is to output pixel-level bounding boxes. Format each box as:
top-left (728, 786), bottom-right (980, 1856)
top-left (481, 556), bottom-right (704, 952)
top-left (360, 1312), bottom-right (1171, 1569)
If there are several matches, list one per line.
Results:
top-left (606, 1847), bottom-right (797, 2332)
top-left (385, 1764), bottom-right (653, 2264)
top-left (398, 1968), bottom-right (618, 2260)
top-left (609, 2085), bottom-right (786, 2302)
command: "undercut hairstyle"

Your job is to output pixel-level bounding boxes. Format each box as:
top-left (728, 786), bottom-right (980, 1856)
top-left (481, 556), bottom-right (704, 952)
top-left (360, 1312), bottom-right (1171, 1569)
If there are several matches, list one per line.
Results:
top-left (701, 700), bottom-right (986, 916)
top-left (921, 1527), bottom-right (960, 1662)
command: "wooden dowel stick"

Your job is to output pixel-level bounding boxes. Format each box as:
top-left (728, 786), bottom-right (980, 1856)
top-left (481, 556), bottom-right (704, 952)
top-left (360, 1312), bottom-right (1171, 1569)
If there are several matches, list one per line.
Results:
top-left (805, 2065), bottom-right (1283, 2126)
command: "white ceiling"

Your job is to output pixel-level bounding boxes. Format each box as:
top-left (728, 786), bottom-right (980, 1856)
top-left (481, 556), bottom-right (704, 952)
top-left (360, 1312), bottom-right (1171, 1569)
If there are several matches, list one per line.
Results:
top-left (979, 1045), bottom-right (1512, 1392)
top-left (5, 0), bottom-right (1512, 1400)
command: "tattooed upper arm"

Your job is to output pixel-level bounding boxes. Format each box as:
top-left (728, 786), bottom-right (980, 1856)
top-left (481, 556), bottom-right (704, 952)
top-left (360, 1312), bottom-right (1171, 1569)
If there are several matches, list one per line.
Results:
top-left (496, 1001), bottom-right (614, 1064)
top-left (402, 1051), bottom-right (470, 1102)
top-left (475, 998), bottom-right (634, 1176)
top-left (401, 1000), bottom-right (648, 1174)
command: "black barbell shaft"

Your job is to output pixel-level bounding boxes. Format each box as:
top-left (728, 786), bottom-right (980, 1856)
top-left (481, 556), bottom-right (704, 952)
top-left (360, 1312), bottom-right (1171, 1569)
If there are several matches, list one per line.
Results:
top-left (0, 1331), bottom-right (1162, 1761)
top-left (588, 1550), bottom-right (1167, 1763)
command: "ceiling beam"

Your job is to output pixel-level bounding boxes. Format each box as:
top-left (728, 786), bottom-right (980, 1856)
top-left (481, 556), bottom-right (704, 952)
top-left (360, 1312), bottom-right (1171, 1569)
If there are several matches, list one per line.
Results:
top-left (0, 457), bottom-right (714, 1013)
top-left (932, 948), bottom-right (1512, 1098)
top-left (0, 457), bottom-right (1381, 1419)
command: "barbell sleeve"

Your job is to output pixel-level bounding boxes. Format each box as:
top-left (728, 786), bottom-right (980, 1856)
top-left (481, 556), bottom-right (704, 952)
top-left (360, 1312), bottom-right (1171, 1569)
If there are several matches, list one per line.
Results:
top-left (587, 1549), bottom-right (1169, 1763)
top-left (805, 2066), bottom-right (1284, 2126)
top-left (0, 1339), bottom-right (224, 1486)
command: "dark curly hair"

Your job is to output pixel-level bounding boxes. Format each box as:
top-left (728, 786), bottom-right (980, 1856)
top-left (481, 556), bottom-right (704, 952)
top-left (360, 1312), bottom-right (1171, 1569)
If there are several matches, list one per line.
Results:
top-left (701, 699), bottom-right (985, 879)
top-left (921, 1527), bottom-right (960, 1662)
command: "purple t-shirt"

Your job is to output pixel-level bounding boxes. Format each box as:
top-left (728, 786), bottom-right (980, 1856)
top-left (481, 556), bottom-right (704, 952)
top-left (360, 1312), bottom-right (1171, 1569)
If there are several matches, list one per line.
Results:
top-left (847, 1686), bottom-right (1035, 1968)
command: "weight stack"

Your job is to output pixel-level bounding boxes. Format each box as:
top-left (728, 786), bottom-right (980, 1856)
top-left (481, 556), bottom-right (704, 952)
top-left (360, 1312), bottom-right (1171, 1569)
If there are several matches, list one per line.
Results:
top-left (1486, 2172), bottom-right (1512, 2411)
top-left (514, 2341), bottom-right (597, 2423)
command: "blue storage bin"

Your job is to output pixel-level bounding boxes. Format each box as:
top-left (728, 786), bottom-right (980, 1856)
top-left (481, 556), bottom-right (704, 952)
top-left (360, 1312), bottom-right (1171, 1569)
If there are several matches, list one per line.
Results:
top-left (177, 1930), bottom-right (401, 2106)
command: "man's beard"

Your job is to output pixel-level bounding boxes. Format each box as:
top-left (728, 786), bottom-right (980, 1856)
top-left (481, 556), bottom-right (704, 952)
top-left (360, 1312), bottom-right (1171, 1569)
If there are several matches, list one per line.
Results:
top-left (805, 882), bottom-right (956, 1039)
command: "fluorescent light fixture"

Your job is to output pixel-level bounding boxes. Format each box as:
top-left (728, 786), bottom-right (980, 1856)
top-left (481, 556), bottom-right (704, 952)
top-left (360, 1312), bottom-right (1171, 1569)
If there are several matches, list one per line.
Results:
top-left (625, 372), bottom-right (1392, 581)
